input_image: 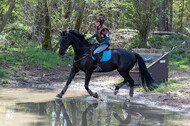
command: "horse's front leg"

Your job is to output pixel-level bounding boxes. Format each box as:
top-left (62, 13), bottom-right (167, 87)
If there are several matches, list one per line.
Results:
top-left (56, 66), bottom-right (79, 98)
top-left (84, 71), bottom-right (98, 98)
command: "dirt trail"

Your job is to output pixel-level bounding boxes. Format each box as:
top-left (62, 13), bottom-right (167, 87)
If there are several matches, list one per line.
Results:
top-left (6, 64), bottom-right (190, 112)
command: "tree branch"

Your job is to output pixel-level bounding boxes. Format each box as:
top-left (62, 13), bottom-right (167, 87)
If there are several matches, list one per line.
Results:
top-left (0, 0), bottom-right (16, 34)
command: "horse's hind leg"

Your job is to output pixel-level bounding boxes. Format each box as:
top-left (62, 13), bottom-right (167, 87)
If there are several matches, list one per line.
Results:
top-left (117, 71), bottom-right (134, 97)
top-left (114, 70), bottom-right (129, 95)
top-left (114, 80), bottom-right (127, 95)
top-left (127, 75), bottom-right (134, 97)
top-left (84, 71), bottom-right (99, 98)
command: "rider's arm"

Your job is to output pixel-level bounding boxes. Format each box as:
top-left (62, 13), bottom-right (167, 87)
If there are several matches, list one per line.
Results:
top-left (88, 34), bottom-right (96, 40)
top-left (99, 37), bottom-right (109, 45)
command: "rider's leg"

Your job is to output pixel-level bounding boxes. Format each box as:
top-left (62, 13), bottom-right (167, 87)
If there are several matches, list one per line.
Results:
top-left (93, 44), bottom-right (108, 72)
top-left (93, 44), bottom-right (109, 55)
top-left (94, 53), bottom-right (102, 72)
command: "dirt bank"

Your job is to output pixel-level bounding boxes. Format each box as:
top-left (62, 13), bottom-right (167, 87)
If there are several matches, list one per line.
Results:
top-left (5, 64), bottom-right (190, 113)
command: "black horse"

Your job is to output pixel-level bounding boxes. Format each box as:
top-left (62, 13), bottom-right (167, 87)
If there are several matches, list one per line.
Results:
top-left (56, 30), bottom-right (154, 99)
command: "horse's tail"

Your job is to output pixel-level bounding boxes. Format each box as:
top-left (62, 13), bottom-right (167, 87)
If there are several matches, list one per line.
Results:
top-left (133, 52), bottom-right (155, 91)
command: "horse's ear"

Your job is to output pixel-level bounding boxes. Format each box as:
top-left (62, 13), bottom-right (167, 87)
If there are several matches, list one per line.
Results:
top-left (60, 30), bottom-right (66, 36)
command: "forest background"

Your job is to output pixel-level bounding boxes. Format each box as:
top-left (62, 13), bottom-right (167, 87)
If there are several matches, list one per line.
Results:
top-left (0, 0), bottom-right (190, 86)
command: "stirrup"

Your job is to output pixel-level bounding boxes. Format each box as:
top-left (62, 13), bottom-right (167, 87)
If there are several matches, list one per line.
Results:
top-left (94, 66), bottom-right (102, 72)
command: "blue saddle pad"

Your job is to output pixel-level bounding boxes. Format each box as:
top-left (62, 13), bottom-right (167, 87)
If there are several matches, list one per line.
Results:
top-left (91, 50), bottom-right (111, 62)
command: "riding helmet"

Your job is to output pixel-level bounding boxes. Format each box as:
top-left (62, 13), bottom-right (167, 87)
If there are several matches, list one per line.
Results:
top-left (95, 15), bottom-right (105, 24)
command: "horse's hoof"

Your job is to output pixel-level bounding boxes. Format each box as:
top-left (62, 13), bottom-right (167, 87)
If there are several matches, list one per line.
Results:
top-left (129, 93), bottom-right (133, 97)
top-left (114, 90), bottom-right (119, 95)
top-left (129, 87), bottom-right (134, 97)
top-left (56, 93), bottom-right (62, 98)
top-left (129, 94), bottom-right (133, 97)
top-left (100, 98), bottom-right (104, 101)
top-left (93, 93), bottom-right (99, 98)
top-left (128, 96), bottom-right (132, 102)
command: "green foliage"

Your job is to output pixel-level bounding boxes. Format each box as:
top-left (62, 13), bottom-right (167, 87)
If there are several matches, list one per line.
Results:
top-left (0, 67), bottom-right (9, 84)
top-left (135, 78), bottom-right (186, 92)
top-left (152, 78), bottom-right (185, 92)
top-left (169, 52), bottom-right (190, 65)
top-left (169, 58), bottom-right (190, 72)
top-left (0, 45), bottom-right (73, 82)
top-left (111, 29), bottom-right (138, 49)
top-left (128, 38), bottom-right (142, 49)
top-left (148, 34), bottom-right (189, 50)
top-left (0, 67), bottom-right (9, 78)
top-left (148, 34), bottom-right (190, 70)
top-left (1, 22), bottom-right (32, 48)
top-left (15, 73), bottom-right (24, 81)
top-left (0, 46), bottom-right (72, 68)
top-left (23, 48), bottom-right (67, 67)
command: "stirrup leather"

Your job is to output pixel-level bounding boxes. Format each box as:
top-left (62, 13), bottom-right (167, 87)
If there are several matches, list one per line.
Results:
top-left (94, 66), bottom-right (102, 72)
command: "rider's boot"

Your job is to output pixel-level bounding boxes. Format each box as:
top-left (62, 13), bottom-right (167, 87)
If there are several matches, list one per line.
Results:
top-left (94, 53), bottom-right (102, 72)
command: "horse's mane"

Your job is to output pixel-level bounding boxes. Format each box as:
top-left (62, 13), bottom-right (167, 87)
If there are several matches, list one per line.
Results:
top-left (69, 30), bottom-right (85, 39)
top-left (69, 29), bottom-right (92, 46)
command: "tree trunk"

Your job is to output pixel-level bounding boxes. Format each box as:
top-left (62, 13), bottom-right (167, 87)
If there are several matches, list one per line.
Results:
top-left (74, 0), bottom-right (86, 32)
top-left (63, 0), bottom-right (74, 29)
top-left (138, 0), bottom-right (152, 48)
top-left (42, 0), bottom-right (52, 50)
top-left (168, 0), bottom-right (173, 31)
top-left (114, 11), bottom-right (120, 29)
top-left (64, 0), bottom-right (72, 19)
top-left (52, 0), bottom-right (74, 52)
top-left (0, 0), bottom-right (16, 34)
top-left (159, 0), bottom-right (168, 31)
top-left (179, 0), bottom-right (185, 33)
top-left (165, 0), bottom-right (169, 31)
top-left (34, 0), bottom-right (44, 43)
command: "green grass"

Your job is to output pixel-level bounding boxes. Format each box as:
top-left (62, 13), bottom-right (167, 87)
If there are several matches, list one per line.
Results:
top-left (169, 52), bottom-right (190, 71)
top-left (0, 67), bottom-right (9, 77)
top-left (152, 78), bottom-right (186, 92)
top-left (0, 47), bottom-right (72, 68)
top-left (0, 67), bottom-right (9, 84)
top-left (0, 46), bottom-right (73, 84)
top-left (23, 48), bottom-right (66, 67)
top-left (15, 73), bottom-right (24, 81)
top-left (135, 78), bottom-right (186, 93)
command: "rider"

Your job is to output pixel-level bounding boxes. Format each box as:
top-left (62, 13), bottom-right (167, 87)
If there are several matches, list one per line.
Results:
top-left (87, 14), bottom-right (110, 72)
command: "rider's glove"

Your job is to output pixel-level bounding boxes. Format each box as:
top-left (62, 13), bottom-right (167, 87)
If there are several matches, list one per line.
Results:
top-left (94, 42), bottom-right (99, 47)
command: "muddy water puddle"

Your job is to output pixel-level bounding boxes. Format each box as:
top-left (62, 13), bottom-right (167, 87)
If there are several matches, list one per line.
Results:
top-left (0, 87), bottom-right (190, 126)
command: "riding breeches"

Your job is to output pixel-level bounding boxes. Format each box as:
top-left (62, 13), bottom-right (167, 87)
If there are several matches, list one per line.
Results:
top-left (93, 44), bottom-right (109, 55)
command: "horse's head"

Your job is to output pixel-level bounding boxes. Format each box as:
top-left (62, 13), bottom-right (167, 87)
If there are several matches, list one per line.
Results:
top-left (59, 29), bottom-right (92, 56)
top-left (59, 30), bottom-right (71, 56)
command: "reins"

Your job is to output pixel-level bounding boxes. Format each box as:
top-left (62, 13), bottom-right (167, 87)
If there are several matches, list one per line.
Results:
top-left (74, 54), bottom-right (89, 63)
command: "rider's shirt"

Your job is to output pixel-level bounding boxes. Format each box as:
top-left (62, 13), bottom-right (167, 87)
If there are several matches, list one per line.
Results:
top-left (95, 24), bottom-right (109, 44)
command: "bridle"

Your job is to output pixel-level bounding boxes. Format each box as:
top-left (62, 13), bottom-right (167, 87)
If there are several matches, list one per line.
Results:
top-left (59, 35), bottom-right (95, 64)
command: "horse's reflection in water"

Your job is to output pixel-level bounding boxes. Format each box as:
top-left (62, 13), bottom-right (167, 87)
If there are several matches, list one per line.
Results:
top-left (55, 99), bottom-right (145, 126)
top-left (56, 99), bottom-right (73, 126)
top-left (113, 101), bottom-right (145, 126)
top-left (56, 99), bottom-right (98, 126)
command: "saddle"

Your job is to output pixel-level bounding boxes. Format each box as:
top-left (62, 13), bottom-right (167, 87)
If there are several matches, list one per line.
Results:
top-left (91, 46), bottom-right (111, 62)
